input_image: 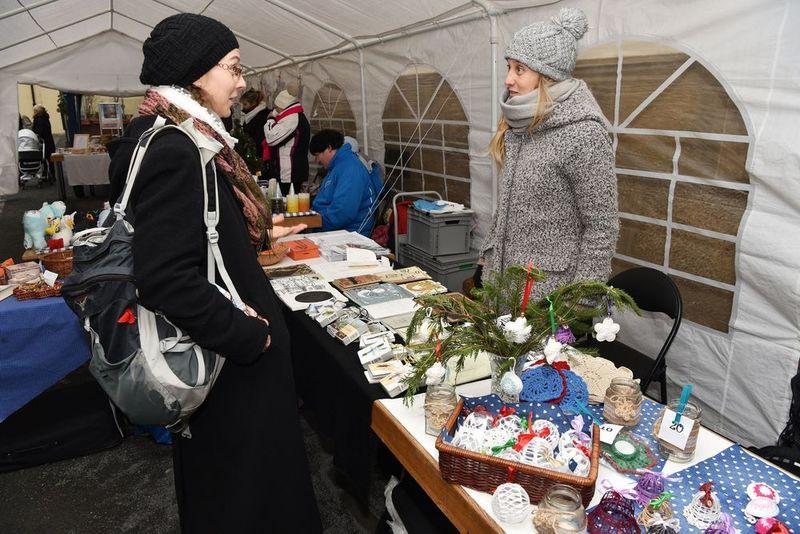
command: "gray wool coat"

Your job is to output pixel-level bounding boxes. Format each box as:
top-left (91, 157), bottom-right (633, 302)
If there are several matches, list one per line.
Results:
top-left (480, 80), bottom-right (619, 300)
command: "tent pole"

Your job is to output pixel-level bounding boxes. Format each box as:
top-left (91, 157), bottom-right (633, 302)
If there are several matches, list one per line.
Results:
top-left (358, 48), bottom-right (369, 152)
top-left (489, 14), bottom-right (499, 211)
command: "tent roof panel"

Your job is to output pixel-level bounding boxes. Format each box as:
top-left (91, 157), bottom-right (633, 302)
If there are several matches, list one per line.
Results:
top-left (0, 12), bottom-right (42, 49)
top-left (115, 0), bottom-right (178, 28)
top-left (285, 0), bottom-right (468, 38)
top-left (51, 11), bottom-right (110, 47)
top-left (0, 34), bottom-right (54, 68)
top-left (112, 13), bottom-right (151, 43)
top-left (29, 0), bottom-right (107, 31)
top-left (206, 1), bottom-right (342, 57)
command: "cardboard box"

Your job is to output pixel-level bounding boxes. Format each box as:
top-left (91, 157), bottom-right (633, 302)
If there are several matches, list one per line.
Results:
top-left (285, 238), bottom-right (320, 261)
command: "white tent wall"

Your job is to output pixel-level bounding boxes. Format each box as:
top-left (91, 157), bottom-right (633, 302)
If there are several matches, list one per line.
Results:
top-left (0, 0), bottom-right (797, 446)
top-left (0, 31), bottom-right (146, 195)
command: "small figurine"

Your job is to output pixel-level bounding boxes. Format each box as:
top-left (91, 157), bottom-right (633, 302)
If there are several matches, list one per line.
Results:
top-left (45, 212), bottom-right (76, 247)
top-left (23, 210), bottom-right (48, 251)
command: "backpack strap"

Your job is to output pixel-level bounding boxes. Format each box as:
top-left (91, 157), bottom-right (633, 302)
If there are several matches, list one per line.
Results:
top-left (113, 116), bottom-right (244, 309)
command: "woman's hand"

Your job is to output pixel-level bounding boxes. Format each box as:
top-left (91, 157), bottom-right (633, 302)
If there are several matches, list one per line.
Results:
top-left (244, 304), bottom-right (271, 351)
top-left (271, 214), bottom-right (307, 239)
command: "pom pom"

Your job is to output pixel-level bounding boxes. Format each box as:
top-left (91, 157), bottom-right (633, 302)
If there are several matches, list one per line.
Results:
top-left (554, 7), bottom-right (588, 40)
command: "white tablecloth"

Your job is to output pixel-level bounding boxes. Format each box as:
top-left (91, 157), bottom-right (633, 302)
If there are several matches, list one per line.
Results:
top-left (62, 153), bottom-right (110, 186)
top-left (378, 380), bottom-right (794, 534)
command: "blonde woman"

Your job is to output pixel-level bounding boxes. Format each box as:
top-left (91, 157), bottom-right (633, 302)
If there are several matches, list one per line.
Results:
top-left (478, 7), bottom-right (618, 299)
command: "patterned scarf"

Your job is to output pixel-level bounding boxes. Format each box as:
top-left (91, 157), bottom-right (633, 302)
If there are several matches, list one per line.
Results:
top-left (139, 89), bottom-right (272, 251)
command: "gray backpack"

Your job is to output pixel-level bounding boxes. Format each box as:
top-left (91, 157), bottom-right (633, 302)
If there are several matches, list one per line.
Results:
top-left (63, 117), bottom-right (242, 433)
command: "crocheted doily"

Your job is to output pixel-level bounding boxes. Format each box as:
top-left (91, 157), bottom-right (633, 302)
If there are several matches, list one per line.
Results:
top-left (520, 365), bottom-right (563, 402)
top-left (566, 348), bottom-right (637, 403)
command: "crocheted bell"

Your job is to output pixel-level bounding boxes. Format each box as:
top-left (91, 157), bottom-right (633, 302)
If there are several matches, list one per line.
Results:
top-left (491, 482), bottom-right (531, 524)
top-left (743, 482), bottom-right (780, 522)
top-left (683, 482), bottom-right (722, 530)
top-left (587, 491), bottom-right (639, 534)
top-left (635, 471), bottom-right (667, 507)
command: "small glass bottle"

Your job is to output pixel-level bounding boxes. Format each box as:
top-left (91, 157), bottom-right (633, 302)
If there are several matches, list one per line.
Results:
top-left (424, 381), bottom-right (457, 436)
top-left (603, 377), bottom-right (643, 427)
top-left (533, 484), bottom-right (587, 534)
top-left (653, 400), bottom-right (702, 463)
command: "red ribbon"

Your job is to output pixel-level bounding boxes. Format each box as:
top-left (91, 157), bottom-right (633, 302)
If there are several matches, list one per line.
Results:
top-left (520, 261), bottom-right (534, 314)
top-left (492, 406), bottom-right (516, 427)
top-left (699, 482), bottom-right (714, 508)
top-left (513, 426), bottom-right (551, 452)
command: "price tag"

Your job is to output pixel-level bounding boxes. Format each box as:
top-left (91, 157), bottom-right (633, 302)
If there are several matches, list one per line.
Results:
top-left (599, 423), bottom-right (623, 445)
top-left (42, 270), bottom-right (58, 287)
top-left (657, 408), bottom-right (695, 450)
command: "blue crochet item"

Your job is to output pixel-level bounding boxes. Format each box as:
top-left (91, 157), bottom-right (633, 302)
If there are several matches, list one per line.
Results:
top-left (559, 370), bottom-right (589, 414)
top-left (520, 365), bottom-right (563, 402)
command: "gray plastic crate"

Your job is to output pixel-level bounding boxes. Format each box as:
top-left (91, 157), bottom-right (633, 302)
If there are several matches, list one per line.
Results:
top-left (406, 208), bottom-right (473, 256)
top-left (401, 244), bottom-right (479, 293)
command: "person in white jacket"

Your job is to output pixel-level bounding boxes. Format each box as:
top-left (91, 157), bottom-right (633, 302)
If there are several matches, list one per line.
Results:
top-left (264, 89), bottom-right (310, 195)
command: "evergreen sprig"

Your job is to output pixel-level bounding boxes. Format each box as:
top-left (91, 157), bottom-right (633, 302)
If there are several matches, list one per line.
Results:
top-left (401, 265), bottom-right (640, 403)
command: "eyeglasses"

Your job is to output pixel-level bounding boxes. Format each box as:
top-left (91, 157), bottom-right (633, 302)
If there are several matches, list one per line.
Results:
top-left (217, 62), bottom-right (244, 78)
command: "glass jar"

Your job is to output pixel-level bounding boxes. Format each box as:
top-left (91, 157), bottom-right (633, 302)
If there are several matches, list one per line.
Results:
top-left (603, 377), bottom-right (643, 427)
top-left (653, 400), bottom-right (701, 463)
top-left (532, 484), bottom-right (587, 534)
top-left (424, 382), bottom-right (457, 436)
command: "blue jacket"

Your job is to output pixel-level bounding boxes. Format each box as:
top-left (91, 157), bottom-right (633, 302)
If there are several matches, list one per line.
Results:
top-left (312, 143), bottom-right (382, 236)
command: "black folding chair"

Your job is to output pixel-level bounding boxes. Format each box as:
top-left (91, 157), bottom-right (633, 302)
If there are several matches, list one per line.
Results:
top-left (590, 267), bottom-right (682, 404)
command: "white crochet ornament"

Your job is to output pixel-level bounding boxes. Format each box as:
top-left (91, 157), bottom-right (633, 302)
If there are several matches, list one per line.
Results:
top-left (424, 362), bottom-right (447, 385)
top-left (503, 316), bottom-right (532, 344)
top-left (496, 448), bottom-right (522, 463)
top-left (683, 489), bottom-right (722, 530)
top-left (491, 483), bottom-right (532, 524)
top-left (556, 447), bottom-right (591, 477)
top-left (543, 337), bottom-right (564, 364)
top-left (520, 438), bottom-right (565, 471)
top-left (500, 371), bottom-right (524, 397)
top-left (531, 419), bottom-right (560, 451)
top-left (594, 317), bottom-right (621, 342)
top-left (462, 412), bottom-right (492, 431)
top-left (743, 482), bottom-right (780, 522)
top-left (482, 425), bottom-right (518, 450)
top-left (452, 427), bottom-right (485, 453)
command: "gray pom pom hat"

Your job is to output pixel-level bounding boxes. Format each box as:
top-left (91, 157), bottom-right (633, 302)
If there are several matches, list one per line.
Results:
top-left (504, 7), bottom-right (589, 81)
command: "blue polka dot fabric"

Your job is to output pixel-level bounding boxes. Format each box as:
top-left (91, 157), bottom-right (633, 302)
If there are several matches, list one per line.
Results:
top-left (661, 445), bottom-right (800, 532)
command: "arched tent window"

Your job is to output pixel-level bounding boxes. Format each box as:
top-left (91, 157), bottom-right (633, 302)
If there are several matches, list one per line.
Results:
top-left (381, 65), bottom-right (471, 206)
top-left (574, 41), bottom-right (751, 333)
top-left (309, 82), bottom-right (357, 138)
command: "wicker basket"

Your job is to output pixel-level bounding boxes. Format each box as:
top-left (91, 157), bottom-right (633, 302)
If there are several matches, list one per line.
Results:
top-left (435, 399), bottom-right (600, 506)
top-left (14, 281), bottom-right (62, 300)
top-left (42, 250), bottom-right (74, 277)
top-left (258, 243), bottom-right (289, 267)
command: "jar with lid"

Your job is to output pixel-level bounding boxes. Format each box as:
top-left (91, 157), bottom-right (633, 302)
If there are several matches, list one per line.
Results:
top-left (532, 484), bottom-right (587, 534)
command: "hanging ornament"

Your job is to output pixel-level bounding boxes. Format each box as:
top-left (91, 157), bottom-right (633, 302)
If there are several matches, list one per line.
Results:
top-left (556, 324), bottom-right (576, 344)
top-left (646, 512), bottom-right (681, 534)
top-left (543, 336), bottom-right (564, 364)
top-left (499, 369), bottom-right (523, 398)
top-left (594, 316), bottom-right (621, 342)
top-left (491, 482), bottom-right (532, 524)
top-left (424, 361), bottom-right (447, 386)
top-left (638, 492), bottom-right (675, 528)
top-left (502, 316), bottom-right (532, 344)
top-left (703, 512), bottom-right (740, 534)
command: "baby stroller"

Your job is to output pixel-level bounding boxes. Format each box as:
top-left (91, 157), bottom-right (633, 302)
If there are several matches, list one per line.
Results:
top-left (17, 132), bottom-right (46, 188)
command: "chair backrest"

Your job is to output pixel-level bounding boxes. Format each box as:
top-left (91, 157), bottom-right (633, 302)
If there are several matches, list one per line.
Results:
top-left (609, 267), bottom-right (681, 320)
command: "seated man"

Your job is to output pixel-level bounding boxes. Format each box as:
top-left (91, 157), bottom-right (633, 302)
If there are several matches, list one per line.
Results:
top-left (311, 129), bottom-right (382, 236)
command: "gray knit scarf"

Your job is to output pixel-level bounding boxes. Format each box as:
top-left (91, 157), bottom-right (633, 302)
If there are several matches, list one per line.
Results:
top-left (500, 78), bottom-right (581, 130)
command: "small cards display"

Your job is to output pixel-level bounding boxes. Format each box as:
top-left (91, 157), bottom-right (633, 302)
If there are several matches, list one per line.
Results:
top-left (375, 266), bottom-right (430, 285)
top-left (343, 283), bottom-right (414, 307)
top-left (400, 279), bottom-right (447, 297)
top-left (656, 408), bottom-right (695, 450)
top-left (327, 316), bottom-right (370, 345)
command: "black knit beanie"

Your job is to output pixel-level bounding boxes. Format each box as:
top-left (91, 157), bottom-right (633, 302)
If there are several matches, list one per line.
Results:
top-left (140, 13), bottom-right (239, 87)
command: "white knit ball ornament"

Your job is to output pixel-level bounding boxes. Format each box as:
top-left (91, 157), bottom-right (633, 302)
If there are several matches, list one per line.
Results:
top-left (491, 483), bottom-right (532, 524)
top-left (500, 371), bottom-right (524, 397)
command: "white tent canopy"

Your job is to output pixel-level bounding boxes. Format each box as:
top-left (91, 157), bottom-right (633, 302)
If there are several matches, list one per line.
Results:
top-left (0, 0), bottom-right (798, 448)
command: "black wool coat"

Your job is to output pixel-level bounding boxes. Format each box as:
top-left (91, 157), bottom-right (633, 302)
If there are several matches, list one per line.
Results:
top-left (108, 115), bottom-right (321, 533)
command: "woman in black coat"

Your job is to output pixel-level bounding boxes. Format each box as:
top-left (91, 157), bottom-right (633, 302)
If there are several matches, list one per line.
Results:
top-left (32, 105), bottom-right (55, 177)
top-left (108, 13), bottom-right (319, 533)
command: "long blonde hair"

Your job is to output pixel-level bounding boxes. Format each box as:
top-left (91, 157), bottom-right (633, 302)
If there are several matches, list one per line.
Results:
top-left (488, 77), bottom-right (553, 167)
